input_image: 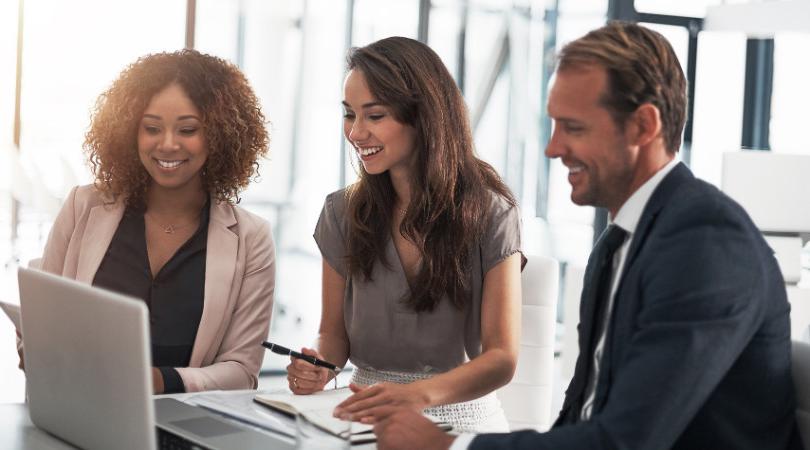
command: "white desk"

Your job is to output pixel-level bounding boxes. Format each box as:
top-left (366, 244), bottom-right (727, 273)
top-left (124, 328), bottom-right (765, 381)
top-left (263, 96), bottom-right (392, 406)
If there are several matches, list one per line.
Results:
top-left (4, 400), bottom-right (378, 450)
top-left (1, 403), bottom-right (77, 449)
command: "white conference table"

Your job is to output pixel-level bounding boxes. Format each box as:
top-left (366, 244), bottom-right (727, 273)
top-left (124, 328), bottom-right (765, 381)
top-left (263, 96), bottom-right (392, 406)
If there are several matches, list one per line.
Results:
top-left (1, 403), bottom-right (76, 449)
top-left (2, 399), bottom-right (379, 450)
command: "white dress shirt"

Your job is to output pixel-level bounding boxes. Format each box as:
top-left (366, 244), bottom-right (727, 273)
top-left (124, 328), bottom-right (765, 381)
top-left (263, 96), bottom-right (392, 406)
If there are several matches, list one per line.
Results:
top-left (450, 158), bottom-right (679, 450)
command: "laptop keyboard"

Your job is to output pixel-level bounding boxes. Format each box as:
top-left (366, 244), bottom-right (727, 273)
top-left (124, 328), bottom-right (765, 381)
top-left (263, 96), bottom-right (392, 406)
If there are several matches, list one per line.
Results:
top-left (157, 428), bottom-right (210, 450)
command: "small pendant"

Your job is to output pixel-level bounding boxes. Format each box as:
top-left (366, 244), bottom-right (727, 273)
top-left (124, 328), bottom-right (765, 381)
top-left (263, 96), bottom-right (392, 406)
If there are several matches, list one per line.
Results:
top-left (163, 225), bottom-right (175, 234)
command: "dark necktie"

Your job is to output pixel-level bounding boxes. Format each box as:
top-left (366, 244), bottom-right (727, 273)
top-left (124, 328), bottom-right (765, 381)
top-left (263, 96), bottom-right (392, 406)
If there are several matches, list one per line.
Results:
top-left (572, 224), bottom-right (628, 419)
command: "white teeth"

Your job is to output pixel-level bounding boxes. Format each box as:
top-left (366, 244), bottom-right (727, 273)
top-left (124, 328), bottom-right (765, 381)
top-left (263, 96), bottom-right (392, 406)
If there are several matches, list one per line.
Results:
top-left (569, 166), bottom-right (584, 174)
top-left (358, 146), bottom-right (383, 156)
top-left (156, 159), bottom-right (184, 169)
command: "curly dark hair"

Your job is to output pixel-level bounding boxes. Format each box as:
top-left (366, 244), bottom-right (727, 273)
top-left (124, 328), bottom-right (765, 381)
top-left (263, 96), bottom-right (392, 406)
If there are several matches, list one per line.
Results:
top-left (84, 49), bottom-right (269, 205)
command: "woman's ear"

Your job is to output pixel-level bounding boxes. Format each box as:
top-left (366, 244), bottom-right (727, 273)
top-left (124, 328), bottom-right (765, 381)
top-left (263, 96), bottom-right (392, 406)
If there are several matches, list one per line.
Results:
top-left (629, 103), bottom-right (662, 147)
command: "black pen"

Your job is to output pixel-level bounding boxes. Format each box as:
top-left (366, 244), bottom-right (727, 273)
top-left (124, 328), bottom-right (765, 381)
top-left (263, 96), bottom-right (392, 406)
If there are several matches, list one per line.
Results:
top-left (262, 341), bottom-right (341, 373)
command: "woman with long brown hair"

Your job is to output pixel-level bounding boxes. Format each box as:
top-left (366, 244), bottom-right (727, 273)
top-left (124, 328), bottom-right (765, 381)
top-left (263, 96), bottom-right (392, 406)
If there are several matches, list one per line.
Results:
top-left (286, 37), bottom-right (525, 432)
top-left (19, 49), bottom-right (275, 394)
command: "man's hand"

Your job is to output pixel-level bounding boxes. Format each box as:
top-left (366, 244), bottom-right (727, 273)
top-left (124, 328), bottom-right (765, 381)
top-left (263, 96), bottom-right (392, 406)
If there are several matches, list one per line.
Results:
top-left (373, 407), bottom-right (456, 450)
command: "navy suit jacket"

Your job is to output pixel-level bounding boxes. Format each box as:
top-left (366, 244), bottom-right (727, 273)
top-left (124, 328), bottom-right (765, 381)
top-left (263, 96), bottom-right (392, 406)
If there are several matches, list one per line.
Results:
top-left (472, 163), bottom-right (803, 450)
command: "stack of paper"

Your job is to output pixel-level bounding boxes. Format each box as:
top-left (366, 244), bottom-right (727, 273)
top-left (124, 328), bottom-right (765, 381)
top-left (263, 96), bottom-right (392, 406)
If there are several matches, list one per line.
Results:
top-left (254, 388), bottom-right (452, 444)
top-left (255, 388), bottom-right (374, 440)
top-left (185, 389), bottom-right (297, 439)
top-left (183, 387), bottom-right (451, 445)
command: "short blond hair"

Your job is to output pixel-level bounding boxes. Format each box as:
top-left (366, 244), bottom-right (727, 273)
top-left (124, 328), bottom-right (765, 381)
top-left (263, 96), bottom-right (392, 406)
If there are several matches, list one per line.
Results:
top-left (558, 21), bottom-right (687, 153)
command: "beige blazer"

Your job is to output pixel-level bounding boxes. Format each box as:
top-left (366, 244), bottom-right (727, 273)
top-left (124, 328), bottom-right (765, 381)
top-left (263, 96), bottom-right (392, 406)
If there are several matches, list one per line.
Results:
top-left (39, 184), bottom-right (275, 392)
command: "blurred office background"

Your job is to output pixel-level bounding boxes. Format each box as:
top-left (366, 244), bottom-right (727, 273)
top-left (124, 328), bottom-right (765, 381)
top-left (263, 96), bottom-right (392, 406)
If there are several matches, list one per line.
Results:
top-left (1, 0), bottom-right (809, 404)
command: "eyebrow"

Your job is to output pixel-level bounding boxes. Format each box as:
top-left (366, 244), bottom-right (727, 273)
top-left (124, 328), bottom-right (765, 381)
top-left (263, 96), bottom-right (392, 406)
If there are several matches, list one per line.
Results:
top-left (142, 114), bottom-right (201, 121)
top-left (341, 101), bottom-right (383, 109)
top-left (550, 116), bottom-right (585, 125)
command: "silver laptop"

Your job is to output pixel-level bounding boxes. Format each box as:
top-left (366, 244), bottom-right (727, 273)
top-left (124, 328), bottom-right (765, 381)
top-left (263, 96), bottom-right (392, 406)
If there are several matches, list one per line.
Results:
top-left (18, 267), bottom-right (292, 450)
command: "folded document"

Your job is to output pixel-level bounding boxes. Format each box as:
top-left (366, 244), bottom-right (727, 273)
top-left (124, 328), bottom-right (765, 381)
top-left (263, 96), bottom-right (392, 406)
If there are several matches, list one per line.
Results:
top-left (254, 387), bottom-right (451, 444)
top-left (185, 389), bottom-right (296, 439)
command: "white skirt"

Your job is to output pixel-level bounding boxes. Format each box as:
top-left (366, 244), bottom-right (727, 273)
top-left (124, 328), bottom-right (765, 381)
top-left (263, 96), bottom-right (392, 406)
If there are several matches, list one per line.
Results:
top-left (351, 366), bottom-right (510, 433)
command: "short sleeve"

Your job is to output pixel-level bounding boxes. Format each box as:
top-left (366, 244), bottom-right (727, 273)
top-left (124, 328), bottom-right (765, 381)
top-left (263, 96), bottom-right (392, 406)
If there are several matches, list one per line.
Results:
top-left (313, 190), bottom-right (349, 278)
top-left (481, 194), bottom-right (526, 274)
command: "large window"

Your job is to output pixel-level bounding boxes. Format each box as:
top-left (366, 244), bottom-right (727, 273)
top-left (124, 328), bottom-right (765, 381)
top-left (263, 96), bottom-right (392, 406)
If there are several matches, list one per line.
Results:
top-left (13, 0), bottom-right (186, 267)
top-left (0, 0), bottom-right (596, 377)
top-left (544, 0), bottom-right (607, 267)
top-left (196, 0), bottom-right (352, 370)
top-left (771, 32), bottom-right (810, 155)
top-left (0, 0), bottom-right (186, 404)
top-left (193, 0), bottom-right (583, 371)
top-left (0, 0), bottom-right (19, 257)
top-left (3, 0), bottom-right (801, 383)
top-left (634, 0), bottom-right (724, 18)
top-left (689, 31), bottom-right (747, 186)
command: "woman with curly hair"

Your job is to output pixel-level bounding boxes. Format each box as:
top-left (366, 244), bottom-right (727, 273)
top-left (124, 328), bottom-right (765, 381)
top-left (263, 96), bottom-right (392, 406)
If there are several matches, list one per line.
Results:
top-left (23, 49), bottom-right (275, 394)
top-left (286, 37), bottom-right (525, 432)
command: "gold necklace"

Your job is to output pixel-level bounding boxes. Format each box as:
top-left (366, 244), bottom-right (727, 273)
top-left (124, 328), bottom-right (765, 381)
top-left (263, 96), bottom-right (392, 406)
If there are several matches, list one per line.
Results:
top-left (145, 212), bottom-right (200, 234)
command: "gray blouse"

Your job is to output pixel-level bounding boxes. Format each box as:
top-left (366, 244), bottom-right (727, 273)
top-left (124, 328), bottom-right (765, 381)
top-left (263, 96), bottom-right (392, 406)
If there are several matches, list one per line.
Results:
top-left (314, 188), bottom-right (524, 374)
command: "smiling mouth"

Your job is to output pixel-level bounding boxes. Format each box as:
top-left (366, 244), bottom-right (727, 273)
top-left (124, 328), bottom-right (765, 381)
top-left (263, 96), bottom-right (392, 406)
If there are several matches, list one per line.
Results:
top-left (357, 146), bottom-right (383, 156)
top-left (154, 158), bottom-right (187, 169)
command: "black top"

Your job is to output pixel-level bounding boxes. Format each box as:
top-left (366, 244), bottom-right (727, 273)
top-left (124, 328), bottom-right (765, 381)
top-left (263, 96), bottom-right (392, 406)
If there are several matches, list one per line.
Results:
top-left (93, 200), bottom-right (210, 394)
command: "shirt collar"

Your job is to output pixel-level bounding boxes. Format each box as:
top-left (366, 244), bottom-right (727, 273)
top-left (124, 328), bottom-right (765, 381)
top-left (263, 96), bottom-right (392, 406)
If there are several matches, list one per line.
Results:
top-left (612, 158), bottom-right (679, 234)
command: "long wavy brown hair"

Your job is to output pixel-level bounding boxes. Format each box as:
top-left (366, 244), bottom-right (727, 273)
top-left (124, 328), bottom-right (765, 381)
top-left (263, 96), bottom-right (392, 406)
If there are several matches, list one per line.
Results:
top-left (84, 49), bottom-right (269, 205)
top-left (345, 37), bottom-right (515, 313)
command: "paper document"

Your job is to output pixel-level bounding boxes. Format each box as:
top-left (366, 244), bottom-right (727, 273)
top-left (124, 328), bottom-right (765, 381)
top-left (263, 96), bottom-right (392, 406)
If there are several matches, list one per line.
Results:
top-left (254, 388), bottom-right (451, 444)
top-left (255, 387), bottom-right (365, 437)
top-left (185, 389), bottom-right (297, 439)
top-left (0, 301), bottom-right (21, 330)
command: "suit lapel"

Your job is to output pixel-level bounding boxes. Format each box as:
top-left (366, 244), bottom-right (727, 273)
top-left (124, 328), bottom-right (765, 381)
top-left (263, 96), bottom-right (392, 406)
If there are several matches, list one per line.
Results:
top-left (624, 163), bottom-right (693, 269)
top-left (592, 162), bottom-right (694, 413)
top-left (76, 202), bottom-right (125, 284)
top-left (189, 200), bottom-right (238, 367)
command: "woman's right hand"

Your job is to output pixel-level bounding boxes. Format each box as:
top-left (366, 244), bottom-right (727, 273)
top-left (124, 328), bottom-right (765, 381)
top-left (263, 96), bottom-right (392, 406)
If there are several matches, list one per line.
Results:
top-left (286, 347), bottom-right (330, 394)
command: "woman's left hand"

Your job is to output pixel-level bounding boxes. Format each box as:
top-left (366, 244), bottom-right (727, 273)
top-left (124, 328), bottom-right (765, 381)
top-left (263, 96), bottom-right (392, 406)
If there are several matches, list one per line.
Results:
top-left (333, 382), bottom-right (430, 424)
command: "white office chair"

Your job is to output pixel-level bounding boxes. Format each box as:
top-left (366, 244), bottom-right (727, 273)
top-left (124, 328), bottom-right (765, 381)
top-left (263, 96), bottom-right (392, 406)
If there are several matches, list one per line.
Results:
top-left (561, 264), bottom-right (585, 386)
top-left (497, 254), bottom-right (559, 431)
top-left (789, 286), bottom-right (810, 343)
top-left (722, 152), bottom-right (810, 341)
top-left (792, 340), bottom-right (810, 448)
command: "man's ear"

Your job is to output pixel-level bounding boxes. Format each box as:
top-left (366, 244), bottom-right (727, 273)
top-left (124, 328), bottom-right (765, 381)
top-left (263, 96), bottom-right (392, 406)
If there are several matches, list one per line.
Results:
top-left (628, 103), bottom-right (662, 147)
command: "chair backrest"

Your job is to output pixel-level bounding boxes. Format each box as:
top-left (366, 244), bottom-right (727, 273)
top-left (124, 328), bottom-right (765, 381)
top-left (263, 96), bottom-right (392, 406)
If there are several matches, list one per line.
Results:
top-left (721, 151), bottom-right (810, 233)
top-left (793, 340), bottom-right (810, 449)
top-left (721, 151), bottom-right (810, 345)
top-left (561, 264), bottom-right (585, 386)
top-left (497, 254), bottom-right (559, 431)
top-left (789, 286), bottom-right (810, 342)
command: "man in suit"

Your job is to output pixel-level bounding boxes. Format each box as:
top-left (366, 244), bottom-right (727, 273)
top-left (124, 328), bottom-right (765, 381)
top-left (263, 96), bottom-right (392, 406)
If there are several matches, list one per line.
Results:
top-left (371, 21), bottom-right (803, 450)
